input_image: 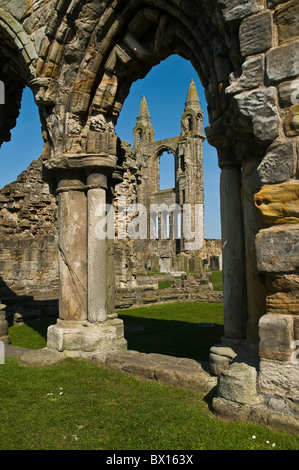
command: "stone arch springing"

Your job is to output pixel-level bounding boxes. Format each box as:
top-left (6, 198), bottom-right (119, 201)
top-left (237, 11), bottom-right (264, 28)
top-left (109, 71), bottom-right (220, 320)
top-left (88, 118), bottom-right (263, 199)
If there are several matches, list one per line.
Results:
top-left (39, 0), bottom-right (250, 342)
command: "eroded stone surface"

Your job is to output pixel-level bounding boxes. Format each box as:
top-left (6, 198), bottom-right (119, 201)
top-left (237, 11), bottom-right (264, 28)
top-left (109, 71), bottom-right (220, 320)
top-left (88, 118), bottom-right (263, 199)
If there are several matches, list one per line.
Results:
top-left (254, 183), bottom-right (299, 225)
top-left (103, 350), bottom-right (217, 394)
top-left (256, 225), bottom-right (299, 272)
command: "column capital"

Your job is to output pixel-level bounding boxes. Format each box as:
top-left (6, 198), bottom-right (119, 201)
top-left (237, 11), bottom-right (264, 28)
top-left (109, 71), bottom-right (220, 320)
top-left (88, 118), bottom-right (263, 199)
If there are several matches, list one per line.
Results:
top-left (43, 153), bottom-right (118, 181)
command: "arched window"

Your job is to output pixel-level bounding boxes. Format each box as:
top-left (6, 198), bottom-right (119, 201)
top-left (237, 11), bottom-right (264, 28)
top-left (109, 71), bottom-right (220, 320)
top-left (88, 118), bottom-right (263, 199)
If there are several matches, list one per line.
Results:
top-left (186, 115), bottom-right (193, 132)
top-left (159, 150), bottom-right (175, 190)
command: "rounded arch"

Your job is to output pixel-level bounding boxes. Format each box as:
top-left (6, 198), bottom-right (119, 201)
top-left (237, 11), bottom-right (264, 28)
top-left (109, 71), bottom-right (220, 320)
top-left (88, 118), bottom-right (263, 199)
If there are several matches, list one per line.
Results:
top-left (35, 0), bottom-right (243, 160)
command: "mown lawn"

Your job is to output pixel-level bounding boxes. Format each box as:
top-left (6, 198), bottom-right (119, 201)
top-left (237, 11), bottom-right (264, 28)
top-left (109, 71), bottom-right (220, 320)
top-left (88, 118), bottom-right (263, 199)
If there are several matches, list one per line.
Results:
top-left (2, 302), bottom-right (299, 450)
top-left (118, 302), bottom-right (224, 361)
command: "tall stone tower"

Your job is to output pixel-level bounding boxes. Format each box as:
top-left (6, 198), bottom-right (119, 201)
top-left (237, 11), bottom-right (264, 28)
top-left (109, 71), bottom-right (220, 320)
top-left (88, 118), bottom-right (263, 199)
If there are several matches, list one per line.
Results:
top-left (133, 96), bottom-right (155, 148)
top-left (121, 79), bottom-right (206, 272)
top-left (177, 79), bottom-right (205, 254)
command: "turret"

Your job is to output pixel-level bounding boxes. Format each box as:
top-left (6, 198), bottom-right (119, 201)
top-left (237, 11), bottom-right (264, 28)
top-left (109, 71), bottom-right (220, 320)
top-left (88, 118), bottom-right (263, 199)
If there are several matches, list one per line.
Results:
top-left (180, 79), bottom-right (204, 138)
top-left (133, 96), bottom-right (155, 148)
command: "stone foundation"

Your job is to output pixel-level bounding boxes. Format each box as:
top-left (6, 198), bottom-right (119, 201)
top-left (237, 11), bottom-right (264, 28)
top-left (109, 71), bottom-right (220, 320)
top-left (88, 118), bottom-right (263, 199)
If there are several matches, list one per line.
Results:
top-left (46, 318), bottom-right (127, 360)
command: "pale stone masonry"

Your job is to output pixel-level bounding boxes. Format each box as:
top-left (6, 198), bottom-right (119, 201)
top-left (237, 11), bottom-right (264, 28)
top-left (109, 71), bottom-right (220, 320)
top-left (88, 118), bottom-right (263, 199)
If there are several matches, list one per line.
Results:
top-left (0, 0), bottom-right (298, 433)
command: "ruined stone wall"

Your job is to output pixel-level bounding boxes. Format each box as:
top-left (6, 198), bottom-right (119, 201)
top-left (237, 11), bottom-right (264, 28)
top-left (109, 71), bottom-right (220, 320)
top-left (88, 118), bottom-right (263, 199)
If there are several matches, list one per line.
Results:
top-left (0, 0), bottom-right (298, 431)
top-left (0, 157), bottom-right (58, 300)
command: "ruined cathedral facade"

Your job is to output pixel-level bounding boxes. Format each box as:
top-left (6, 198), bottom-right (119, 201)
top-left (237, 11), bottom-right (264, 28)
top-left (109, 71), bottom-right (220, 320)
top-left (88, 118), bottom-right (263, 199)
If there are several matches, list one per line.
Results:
top-left (0, 0), bottom-right (298, 433)
top-left (0, 79), bottom-right (221, 300)
top-left (114, 80), bottom-right (220, 288)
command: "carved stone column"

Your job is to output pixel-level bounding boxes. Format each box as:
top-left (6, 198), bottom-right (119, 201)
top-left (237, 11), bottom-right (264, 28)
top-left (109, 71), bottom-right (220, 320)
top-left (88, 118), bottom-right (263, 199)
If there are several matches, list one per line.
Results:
top-left (56, 175), bottom-right (88, 322)
top-left (220, 165), bottom-right (248, 339)
top-left (209, 165), bottom-right (249, 375)
top-left (44, 154), bottom-right (127, 360)
top-left (87, 172), bottom-right (108, 323)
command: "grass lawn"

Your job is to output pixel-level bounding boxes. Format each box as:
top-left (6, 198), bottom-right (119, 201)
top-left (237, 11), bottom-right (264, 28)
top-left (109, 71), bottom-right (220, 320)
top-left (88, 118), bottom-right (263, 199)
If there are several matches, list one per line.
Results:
top-left (147, 270), bottom-right (223, 292)
top-left (118, 302), bottom-right (224, 362)
top-left (2, 302), bottom-right (299, 450)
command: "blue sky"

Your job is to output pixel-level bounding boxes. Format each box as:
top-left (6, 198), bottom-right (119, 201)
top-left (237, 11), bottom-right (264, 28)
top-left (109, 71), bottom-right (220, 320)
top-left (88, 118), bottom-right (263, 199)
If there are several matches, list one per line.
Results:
top-left (0, 55), bottom-right (221, 239)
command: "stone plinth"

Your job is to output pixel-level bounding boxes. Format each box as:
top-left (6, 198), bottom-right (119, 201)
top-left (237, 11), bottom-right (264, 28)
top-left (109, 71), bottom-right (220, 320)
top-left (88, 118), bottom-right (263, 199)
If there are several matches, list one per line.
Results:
top-left (47, 318), bottom-right (127, 359)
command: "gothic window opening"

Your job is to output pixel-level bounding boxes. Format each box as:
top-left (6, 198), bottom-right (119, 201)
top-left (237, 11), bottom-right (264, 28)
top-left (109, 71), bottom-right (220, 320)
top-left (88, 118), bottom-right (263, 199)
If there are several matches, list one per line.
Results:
top-left (137, 129), bottom-right (142, 145)
top-left (186, 115), bottom-right (193, 132)
top-left (159, 150), bottom-right (175, 190)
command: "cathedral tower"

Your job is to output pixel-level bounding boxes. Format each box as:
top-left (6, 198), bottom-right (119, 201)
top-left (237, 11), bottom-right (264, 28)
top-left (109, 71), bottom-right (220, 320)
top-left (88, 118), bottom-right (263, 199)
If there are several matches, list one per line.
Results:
top-left (181, 79), bottom-right (204, 138)
top-left (133, 96), bottom-right (155, 148)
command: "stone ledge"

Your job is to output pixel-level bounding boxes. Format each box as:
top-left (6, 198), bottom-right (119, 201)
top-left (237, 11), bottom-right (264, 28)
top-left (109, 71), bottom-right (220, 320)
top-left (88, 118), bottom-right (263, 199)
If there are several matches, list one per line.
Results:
top-left (99, 350), bottom-right (217, 394)
top-left (212, 397), bottom-right (299, 435)
top-left (19, 347), bottom-right (66, 367)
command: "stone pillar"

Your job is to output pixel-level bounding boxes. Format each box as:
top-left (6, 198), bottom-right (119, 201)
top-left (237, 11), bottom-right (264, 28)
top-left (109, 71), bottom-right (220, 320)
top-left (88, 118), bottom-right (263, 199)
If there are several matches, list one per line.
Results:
top-left (220, 165), bottom-right (247, 339)
top-left (242, 159), bottom-right (267, 343)
top-left (87, 172), bottom-right (108, 323)
top-left (255, 221), bottom-right (299, 417)
top-left (44, 155), bottom-right (127, 360)
top-left (56, 176), bottom-right (87, 321)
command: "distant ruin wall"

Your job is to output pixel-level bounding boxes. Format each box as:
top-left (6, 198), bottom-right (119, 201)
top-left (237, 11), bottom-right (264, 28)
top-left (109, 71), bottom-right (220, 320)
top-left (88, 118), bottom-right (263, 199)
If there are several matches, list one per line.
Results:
top-left (0, 155), bottom-right (222, 304)
top-left (0, 157), bottom-right (59, 300)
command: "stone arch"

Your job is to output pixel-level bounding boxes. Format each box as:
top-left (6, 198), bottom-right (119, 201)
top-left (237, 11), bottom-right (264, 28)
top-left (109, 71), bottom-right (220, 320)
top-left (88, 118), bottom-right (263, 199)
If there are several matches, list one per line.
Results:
top-left (1, 0), bottom-right (298, 430)
top-left (0, 7), bottom-right (38, 146)
top-left (39, 0), bottom-right (282, 346)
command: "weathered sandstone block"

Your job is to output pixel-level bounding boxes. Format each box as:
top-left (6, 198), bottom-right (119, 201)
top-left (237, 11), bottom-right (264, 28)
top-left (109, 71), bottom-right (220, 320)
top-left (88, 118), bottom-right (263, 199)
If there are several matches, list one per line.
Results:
top-left (265, 273), bottom-right (299, 315)
top-left (239, 12), bottom-right (273, 57)
top-left (233, 87), bottom-right (280, 142)
top-left (47, 319), bottom-right (127, 357)
top-left (226, 55), bottom-right (264, 95)
top-left (266, 41), bottom-right (299, 83)
top-left (259, 314), bottom-right (294, 361)
top-left (220, 0), bottom-right (264, 23)
top-left (284, 104), bottom-right (299, 137)
top-left (256, 225), bottom-right (299, 273)
top-left (259, 359), bottom-right (299, 402)
top-left (278, 80), bottom-right (299, 108)
top-left (274, 0), bottom-right (299, 44)
top-left (257, 141), bottom-right (295, 184)
top-left (217, 362), bottom-right (264, 405)
top-left (254, 183), bottom-right (299, 225)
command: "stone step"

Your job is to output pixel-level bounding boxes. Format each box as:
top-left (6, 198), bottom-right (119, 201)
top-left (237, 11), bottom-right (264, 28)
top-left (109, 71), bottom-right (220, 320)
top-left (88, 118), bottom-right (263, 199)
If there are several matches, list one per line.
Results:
top-left (97, 350), bottom-right (217, 395)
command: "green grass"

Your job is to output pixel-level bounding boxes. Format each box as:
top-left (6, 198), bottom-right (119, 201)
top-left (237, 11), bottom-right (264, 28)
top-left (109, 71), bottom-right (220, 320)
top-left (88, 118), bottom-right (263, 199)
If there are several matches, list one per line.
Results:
top-left (147, 270), bottom-right (223, 291)
top-left (211, 271), bottom-right (223, 291)
top-left (8, 320), bottom-right (54, 350)
top-left (4, 302), bottom-right (299, 450)
top-left (9, 303), bottom-right (223, 361)
top-left (0, 357), bottom-right (298, 450)
top-left (118, 302), bottom-right (224, 361)
top-left (158, 280), bottom-right (174, 289)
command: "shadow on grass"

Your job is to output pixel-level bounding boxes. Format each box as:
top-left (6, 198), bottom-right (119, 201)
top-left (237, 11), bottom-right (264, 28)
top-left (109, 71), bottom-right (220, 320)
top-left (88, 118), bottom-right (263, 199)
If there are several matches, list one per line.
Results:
top-left (119, 314), bottom-right (224, 362)
top-left (10, 315), bottom-right (223, 363)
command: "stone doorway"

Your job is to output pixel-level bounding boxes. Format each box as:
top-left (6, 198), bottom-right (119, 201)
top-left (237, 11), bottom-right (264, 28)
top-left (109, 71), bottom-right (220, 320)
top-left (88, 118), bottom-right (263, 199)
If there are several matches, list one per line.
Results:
top-left (0, 0), bottom-right (298, 431)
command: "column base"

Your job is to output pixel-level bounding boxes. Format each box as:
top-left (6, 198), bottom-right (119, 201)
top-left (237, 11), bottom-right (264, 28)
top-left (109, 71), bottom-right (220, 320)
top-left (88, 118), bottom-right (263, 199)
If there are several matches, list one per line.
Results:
top-left (209, 336), bottom-right (259, 376)
top-left (46, 318), bottom-right (127, 361)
